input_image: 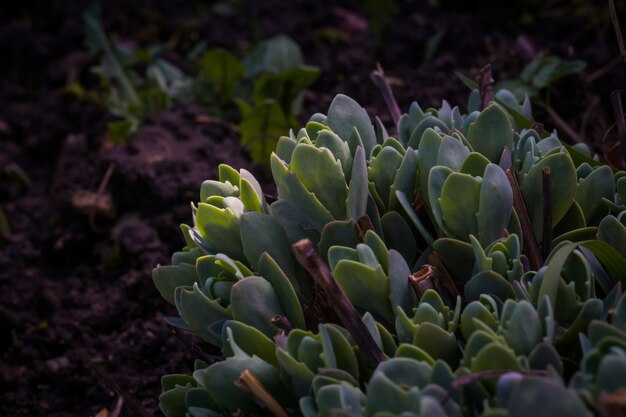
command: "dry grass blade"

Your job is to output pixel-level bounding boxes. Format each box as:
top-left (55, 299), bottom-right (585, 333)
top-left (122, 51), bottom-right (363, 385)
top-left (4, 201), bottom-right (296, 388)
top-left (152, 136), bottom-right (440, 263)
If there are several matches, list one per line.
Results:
top-left (236, 370), bottom-right (290, 417)
top-left (611, 90), bottom-right (626, 168)
top-left (292, 239), bottom-right (385, 368)
top-left (372, 63), bottom-right (402, 130)
top-left (505, 169), bottom-right (543, 270)
top-left (608, 0), bottom-right (626, 64)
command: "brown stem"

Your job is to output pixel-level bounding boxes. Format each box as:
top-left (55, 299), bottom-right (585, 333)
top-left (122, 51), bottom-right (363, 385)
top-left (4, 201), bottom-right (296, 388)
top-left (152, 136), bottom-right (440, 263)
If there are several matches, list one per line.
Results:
top-left (428, 252), bottom-right (461, 298)
top-left (544, 105), bottom-right (584, 143)
top-left (356, 215), bottom-right (375, 241)
top-left (609, 0), bottom-right (626, 64)
top-left (542, 167), bottom-right (553, 259)
top-left (89, 162), bottom-right (116, 232)
top-left (409, 265), bottom-right (436, 298)
top-left (410, 253), bottom-right (460, 306)
top-left (611, 90), bottom-right (626, 168)
top-left (236, 370), bottom-right (290, 417)
top-left (587, 55), bottom-right (623, 83)
top-left (109, 396), bottom-right (125, 417)
top-left (505, 169), bottom-right (543, 270)
top-left (292, 239), bottom-right (385, 368)
top-left (598, 388), bottom-right (626, 417)
top-left (372, 63), bottom-right (402, 130)
top-left (271, 315), bottom-right (294, 334)
top-left (476, 64), bottom-right (494, 110)
top-left (532, 121), bottom-right (544, 136)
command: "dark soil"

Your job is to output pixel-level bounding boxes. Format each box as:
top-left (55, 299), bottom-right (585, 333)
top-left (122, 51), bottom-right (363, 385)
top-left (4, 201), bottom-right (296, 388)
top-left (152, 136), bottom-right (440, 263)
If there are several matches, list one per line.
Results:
top-left (0, 1), bottom-right (624, 416)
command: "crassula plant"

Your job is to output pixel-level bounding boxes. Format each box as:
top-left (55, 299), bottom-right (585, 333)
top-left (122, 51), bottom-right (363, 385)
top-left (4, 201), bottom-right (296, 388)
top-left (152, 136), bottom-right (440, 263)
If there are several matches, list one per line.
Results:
top-left (152, 74), bottom-right (626, 417)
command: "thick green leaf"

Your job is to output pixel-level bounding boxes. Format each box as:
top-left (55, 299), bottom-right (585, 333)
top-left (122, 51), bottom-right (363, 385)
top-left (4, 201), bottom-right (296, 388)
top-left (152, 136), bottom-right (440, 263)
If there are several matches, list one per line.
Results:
top-left (389, 148), bottom-right (418, 212)
top-left (396, 190), bottom-right (435, 247)
top-left (221, 320), bottom-right (278, 366)
top-left (327, 94), bottom-right (377, 157)
top-left (597, 215), bottom-right (626, 259)
top-left (581, 239), bottom-right (626, 287)
top-left (507, 377), bottom-right (592, 417)
top-left (439, 173), bottom-right (481, 241)
top-left (576, 165), bottom-right (614, 225)
top-left (196, 203), bottom-right (245, 261)
top-left (433, 238), bottom-right (474, 282)
top-left (369, 146), bottom-right (404, 210)
top-left (270, 154), bottom-right (334, 233)
top-left (477, 164), bottom-right (513, 246)
top-left (466, 104), bottom-right (513, 163)
top-left (153, 263), bottom-right (198, 305)
top-left (333, 260), bottom-right (395, 326)
top-left (538, 242), bottom-right (578, 308)
top-left (465, 270), bottom-right (515, 302)
top-left (346, 146), bottom-right (368, 219)
top-left (268, 199), bottom-right (321, 245)
top-left (176, 284), bottom-right (230, 347)
top-left (520, 151), bottom-right (577, 241)
top-left (319, 220), bottom-right (360, 261)
top-left (408, 116), bottom-right (450, 150)
top-left (193, 350), bottom-right (287, 413)
top-left (316, 130), bottom-right (353, 179)
top-left (387, 250), bottom-right (417, 317)
top-left (258, 253), bottom-right (306, 329)
top-left (416, 128), bottom-right (444, 209)
top-left (230, 276), bottom-right (283, 337)
top-left (413, 323), bottom-right (458, 365)
top-left (437, 136), bottom-right (470, 171)
top-left (240, 212), bottom-right (294, 274)
top-left (381, 211), bottom-right (418, 265)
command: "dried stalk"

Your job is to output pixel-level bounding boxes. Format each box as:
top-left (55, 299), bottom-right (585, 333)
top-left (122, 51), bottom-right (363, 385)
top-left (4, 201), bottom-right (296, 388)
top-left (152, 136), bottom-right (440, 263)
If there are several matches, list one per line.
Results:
top-left (505, 169), bottom-right (543, 270)
top-left (476, 64), bottom-right (494, 110)
top-left (598, 388), bottom-right (626, 417)
top-left (292, 239), bottom-right (385, 368)
top-left (545, 105), bottom-right (584, 143)
top-left (271, 315), bottom-right (295, 334)
top-left (410, 259), bottom-right (460, 306)
top-left (372, 63), bottom-right (402, 130)
top-left (609, 0), bottom-right (626, 64)
top-left (611, 90), bottom-right (626, 168)
top-left (356, 215), bottom-right (375, 241)
top-left (542, 167), bottom-right (552, 259)
top-left (236, 370), bottom-right (290, 417)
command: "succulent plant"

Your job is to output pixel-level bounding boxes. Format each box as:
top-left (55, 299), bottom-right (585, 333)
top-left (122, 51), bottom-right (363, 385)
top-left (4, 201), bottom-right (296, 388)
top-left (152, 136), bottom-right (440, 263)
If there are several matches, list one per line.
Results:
top-left (153, 86), bottom-right (626, 417)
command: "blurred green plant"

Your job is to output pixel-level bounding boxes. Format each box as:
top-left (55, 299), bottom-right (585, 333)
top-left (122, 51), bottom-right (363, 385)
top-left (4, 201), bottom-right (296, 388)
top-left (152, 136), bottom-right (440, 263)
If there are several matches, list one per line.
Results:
top-left (496, 56), bottom-right (586, 102)
top-left (363, 0), bottom-right (399, 45)
top-left (81, 6), bottom-right (319, 164)
top-left (83, 4), bottom-right (193, 142)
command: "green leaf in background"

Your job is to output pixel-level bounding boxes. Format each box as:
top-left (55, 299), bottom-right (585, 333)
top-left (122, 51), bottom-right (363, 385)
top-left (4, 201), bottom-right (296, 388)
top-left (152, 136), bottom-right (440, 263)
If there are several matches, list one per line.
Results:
top-left (244, 35), bottom-right (304, 76)
top-left (253, 66), bottom-right (320, 117)
top-left (198, 48), bottom-right (244, 104)
top-left (239, 99), bottom-right (290, 165)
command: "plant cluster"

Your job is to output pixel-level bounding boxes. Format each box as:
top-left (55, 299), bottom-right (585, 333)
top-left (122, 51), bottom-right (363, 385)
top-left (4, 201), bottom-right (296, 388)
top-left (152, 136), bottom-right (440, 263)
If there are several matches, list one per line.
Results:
top-left (153, 86), bottom-right (626, 416)
top-left (81, 6), bottom-right (319, 164)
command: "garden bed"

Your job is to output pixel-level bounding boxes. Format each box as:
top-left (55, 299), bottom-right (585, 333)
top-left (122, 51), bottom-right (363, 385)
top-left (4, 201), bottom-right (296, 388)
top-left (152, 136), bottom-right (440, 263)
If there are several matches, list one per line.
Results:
top-left (0, 1), bottom-right (624, 415)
